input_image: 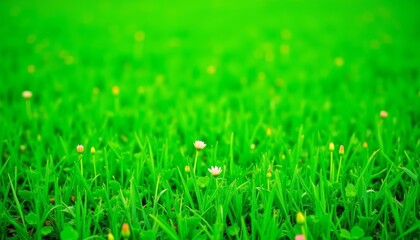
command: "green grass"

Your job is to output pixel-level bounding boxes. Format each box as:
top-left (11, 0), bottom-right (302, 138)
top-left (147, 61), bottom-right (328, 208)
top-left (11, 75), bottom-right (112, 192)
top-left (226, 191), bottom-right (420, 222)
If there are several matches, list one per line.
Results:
top-left (1, 0), bottom-right (419, 239)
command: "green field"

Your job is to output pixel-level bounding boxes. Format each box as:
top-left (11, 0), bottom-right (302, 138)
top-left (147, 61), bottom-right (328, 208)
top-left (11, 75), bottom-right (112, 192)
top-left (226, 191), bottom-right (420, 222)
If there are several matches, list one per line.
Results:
top-left (1, 0), bottom-right (419, 239)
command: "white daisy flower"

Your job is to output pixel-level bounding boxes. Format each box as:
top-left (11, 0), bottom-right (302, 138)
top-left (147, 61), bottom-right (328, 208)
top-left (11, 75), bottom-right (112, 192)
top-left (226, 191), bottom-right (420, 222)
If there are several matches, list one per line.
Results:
top-left (22, 90), bottom-right (33, 99)
top-left (208, 166), bottom-right (222, 177)
top-left (193, 140), bottom-right (206, 150)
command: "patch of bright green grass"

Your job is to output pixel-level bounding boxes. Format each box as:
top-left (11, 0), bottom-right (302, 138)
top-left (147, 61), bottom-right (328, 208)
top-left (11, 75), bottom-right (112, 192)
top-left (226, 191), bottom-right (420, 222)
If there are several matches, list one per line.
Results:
top-left (1, 0), bottom-right (419, 239)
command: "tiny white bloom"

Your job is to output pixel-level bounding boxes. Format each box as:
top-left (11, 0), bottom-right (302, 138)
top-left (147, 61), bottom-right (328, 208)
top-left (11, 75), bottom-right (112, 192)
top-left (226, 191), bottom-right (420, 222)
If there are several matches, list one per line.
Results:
top-left (380, 110), bottom-right (388, 119)
top-left (208, 166), bottom-right (222, 177)
top-left (22, 90), bottom-right (33, 99)
top-left (194, 140), bottom-right (206, 150)
top-left (76, 145), bottom-right (84, 153)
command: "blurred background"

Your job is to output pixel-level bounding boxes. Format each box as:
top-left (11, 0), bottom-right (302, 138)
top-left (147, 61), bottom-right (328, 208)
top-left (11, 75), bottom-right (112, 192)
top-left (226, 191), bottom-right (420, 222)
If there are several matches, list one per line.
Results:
top-left (1, 0), bottom-right (419, 145)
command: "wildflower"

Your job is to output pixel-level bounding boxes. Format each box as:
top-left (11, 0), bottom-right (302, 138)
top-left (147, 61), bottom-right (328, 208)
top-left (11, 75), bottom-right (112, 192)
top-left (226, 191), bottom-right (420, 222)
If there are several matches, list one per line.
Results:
top-left (266, 169), bottom-right (272, 178)
top-left (90, 146), bottom-right (95, 154)
top-left (250, 143), bottom-right (256, 150)
top-left (76, 145), bottom-right (84, 153)
top-left (19, 145), bottom-right (26, 152)
top-left (295, 234), bottom-right (306, 240)
top-left (339, 145), bottom-right (344, 155)
top-left (185, 165), bottom-right (191, 173)
top-left (266, 127), bottom-right (272, 136)
top-left (112, 86), bottom-right (120, 96)
top-left (77, 145), bottom-right (85, 176)
top-left (121, 223), bottom-right (130, 238)
top-left (107, 232), bottom-right (115, 240)
top-left (208, 166), bottom-right (222, 177)
top-left (380, 110), bottom-right (388, 119)
top-left (329, 142), bottom-right (334, 151)
top-left (22, 90), bottom-right (33, 99)
top-left (193, 140), bottom-right (206, 150)
top-left (362, 141), bottom-right (368, 148)
top-left (296, 212), bottom-right (305, 224)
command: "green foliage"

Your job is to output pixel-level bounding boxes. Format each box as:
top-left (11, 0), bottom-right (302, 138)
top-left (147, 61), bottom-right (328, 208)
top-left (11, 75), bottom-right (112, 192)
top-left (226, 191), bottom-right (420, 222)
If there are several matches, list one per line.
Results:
top-left (344, 183), bottom-right (357, 198)
top-left (60, 225), bottom-right (79, 240)
top-left (340, 226), bottom-right (372, 240)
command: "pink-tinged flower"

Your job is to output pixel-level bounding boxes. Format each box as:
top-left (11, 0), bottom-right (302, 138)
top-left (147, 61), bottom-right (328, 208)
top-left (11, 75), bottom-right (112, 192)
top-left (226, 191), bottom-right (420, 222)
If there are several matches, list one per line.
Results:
top-left (184, 165), bottom-right (191, 173)
top-left (339, 145), bottom-right (344, 155)
top-left (329, 142), bottom-right (335, 151)
top-left (121, 223), bottom-right (130, 238)
top-left (208, 166), bottom-right (222, 177)
top-left (296, 212), bottom-right (306, 224)
top-left (295, 234), bottom-right (306, 240)
top-left (22, 91), bottom-right (33, 99)
top-left (193, 140), bottom-right (206, 150)
top-left (380, 110), bottom-right (388, 119)
top-left (76, 145), bottom-right (84, 153)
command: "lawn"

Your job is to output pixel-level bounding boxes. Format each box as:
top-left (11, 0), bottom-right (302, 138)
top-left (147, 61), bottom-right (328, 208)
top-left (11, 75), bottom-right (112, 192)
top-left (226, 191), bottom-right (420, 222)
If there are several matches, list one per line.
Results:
top-left (0, 0), bottom-right (419, 239)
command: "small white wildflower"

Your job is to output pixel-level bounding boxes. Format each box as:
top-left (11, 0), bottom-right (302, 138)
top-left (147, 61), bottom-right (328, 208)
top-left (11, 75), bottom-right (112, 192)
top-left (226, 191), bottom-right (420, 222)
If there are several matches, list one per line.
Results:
top-left (193, 140), bottom-right (206, 150)
top-left (76, 145), bottom-right (84, 153)
top-left (208, 166), bottom-right (222, 177)
top-left (22, 90), bottom-right (33, 99)
top-left (380, 110), bottom-right (388, 119)
top-left (250, 143), bottom-right (256, 150)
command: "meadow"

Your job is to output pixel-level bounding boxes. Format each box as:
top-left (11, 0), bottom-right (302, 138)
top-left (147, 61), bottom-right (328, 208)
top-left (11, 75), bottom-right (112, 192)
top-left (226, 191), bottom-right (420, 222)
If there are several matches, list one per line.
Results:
top-left (0, 0), bottom-right (419, 239)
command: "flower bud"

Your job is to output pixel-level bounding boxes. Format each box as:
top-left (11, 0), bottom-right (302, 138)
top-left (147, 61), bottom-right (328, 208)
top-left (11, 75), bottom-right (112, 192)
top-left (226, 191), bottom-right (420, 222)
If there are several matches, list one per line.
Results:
top-left (266, 128), bottom-right (272, 136)
top-left (362, 142), bottom-right (368, 148)
top-left (380, 110), bottom-right (388, 119)
top-left (107, 232), bottom-right (115, 240)
top-left (121, 223), bottom-right (130, 238)
top-left (76, 145), bottom-right (84, 153)
top-left (329, 142), bottom-right (334, 151)
top-left (296, 212), bottom-right (305, 224)
top-left (339, 145), bottom-right (344, 155)
top-left (112, 86), bottom-right (120, 96)
top-left (295, 234), bottom-right (306, 240)
top-left (22, 90), bottom-right (33, 99)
